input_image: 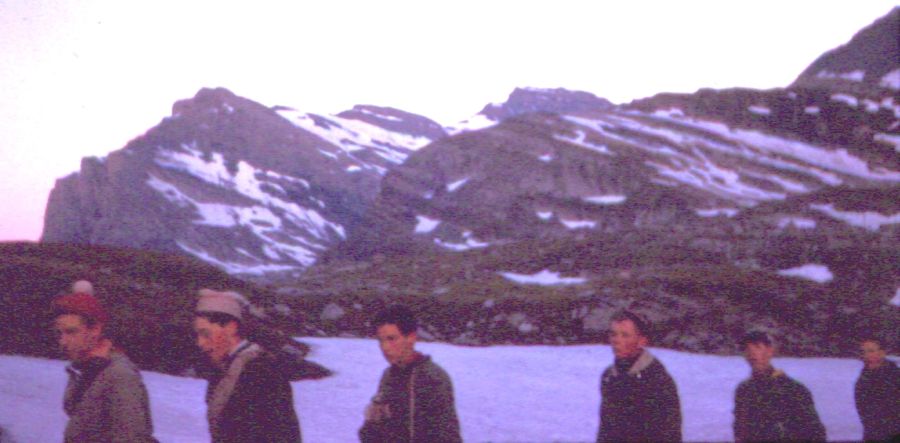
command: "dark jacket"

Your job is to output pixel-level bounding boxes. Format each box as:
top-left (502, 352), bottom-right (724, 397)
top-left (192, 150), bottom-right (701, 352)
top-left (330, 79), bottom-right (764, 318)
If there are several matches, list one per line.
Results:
top-left (62, 352), bottom-right (156, 443)
top-left (359, 353), bottom-right (461, 443)
top-left (733, 367), bottom-right (826, 442)
top-left (855, 360), bottom-right (900, 441)
top-left (597, 350), bottom-right (682, 442)
top-left (205, 342), bottom-right (301, 443)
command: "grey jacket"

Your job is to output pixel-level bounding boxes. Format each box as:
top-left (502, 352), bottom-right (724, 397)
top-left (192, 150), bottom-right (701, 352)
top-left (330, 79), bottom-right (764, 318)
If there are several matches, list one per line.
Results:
top-left (62, 352), bottom-right (156, 443)
top-left (359, 354), bottom-right (461, 443)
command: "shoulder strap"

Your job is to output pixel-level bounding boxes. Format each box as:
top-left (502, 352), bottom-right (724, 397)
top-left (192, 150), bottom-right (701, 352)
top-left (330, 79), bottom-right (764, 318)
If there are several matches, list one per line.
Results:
top-left (206, 343), bottom-right (262, 439)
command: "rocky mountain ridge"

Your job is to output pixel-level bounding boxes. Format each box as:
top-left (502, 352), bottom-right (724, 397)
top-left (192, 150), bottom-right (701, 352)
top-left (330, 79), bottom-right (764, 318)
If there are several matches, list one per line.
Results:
top-left (39, 8), bottom-right (900, 355)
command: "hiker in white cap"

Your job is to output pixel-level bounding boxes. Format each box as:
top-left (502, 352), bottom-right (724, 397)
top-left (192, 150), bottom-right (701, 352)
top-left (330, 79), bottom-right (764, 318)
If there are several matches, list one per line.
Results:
top-left (193, 289), bottom-right (302, 442)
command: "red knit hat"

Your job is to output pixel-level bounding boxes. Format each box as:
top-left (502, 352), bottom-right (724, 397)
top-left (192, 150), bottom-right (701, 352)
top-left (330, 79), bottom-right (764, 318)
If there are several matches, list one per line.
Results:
top-left (52, 292), bottom-right (110, 325)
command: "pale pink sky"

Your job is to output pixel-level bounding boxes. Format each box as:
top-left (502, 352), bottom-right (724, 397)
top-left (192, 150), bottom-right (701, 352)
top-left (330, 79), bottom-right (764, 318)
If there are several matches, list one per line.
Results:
top-left (1, 0), bottom-right (895, 241)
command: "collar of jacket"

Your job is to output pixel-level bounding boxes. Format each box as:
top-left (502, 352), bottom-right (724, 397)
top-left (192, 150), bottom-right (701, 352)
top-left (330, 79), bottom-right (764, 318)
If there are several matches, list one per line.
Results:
top-left (392, 351), bottom-right (428, 371)
top-left (67, 356), bottom-right (111, 379)
top-left (751, 366), bottom-right (785, 379)
top-left (64, 355), bottom-right (114, 415)
top-left (609, 350), bottom-right (655, 377)
top-left (863, 359), bottom-right (898, 374)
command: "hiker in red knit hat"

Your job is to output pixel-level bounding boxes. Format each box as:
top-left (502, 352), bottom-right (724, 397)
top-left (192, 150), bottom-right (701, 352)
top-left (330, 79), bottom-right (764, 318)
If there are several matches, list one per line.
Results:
top-left (52, 283), bottom-right (157, 442)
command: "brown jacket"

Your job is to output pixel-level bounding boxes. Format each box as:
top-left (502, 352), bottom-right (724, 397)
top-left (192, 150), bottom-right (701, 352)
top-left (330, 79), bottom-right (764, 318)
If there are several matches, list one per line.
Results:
top-left (62, 352), bottom-right (156, 443)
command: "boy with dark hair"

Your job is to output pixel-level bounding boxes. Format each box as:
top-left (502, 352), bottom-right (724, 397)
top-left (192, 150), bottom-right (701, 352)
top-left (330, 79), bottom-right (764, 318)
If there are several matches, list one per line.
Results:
top-left (193, 289), bottom-right (301, 443)
top-left (360, 304), bottom-right (461, 443)
top-left (597, 310), bottom-right (681, 442)
top-left (733, 331), bottom-right (825, 442)
top-left (52, 288), bottom-right (156, 443)
top-left (854, 334), bottom-right (899, 441)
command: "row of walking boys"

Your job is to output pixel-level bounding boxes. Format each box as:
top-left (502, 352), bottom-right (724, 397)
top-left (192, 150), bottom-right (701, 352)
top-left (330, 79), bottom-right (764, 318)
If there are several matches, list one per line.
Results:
top-left (51, 280), bottom-right (898, 442)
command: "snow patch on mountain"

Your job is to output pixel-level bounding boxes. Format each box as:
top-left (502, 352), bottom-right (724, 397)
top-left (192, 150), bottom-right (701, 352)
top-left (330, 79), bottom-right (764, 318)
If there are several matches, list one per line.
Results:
top-left (748, 105), bottom-right (771, 115)
top-left (815, 69), bottom-right (865, 82)
top-left (177, 241), bottom-right (302, 275)
top-left (414, 215), bottom-right (441, 233)
top-left (554, 130), bottom-right (613, 155)
top-left (777, 217), bottom-right (817, 229)
top-left (154, 177), bottom-right (280, 229)
top-left (565, 113), bottom-right (856, 205)
top-left (154, 146), bottom-right (345, 240)
top-left (880, 69), bottom-right (900, 90)
top-left (696, 208), bottom-right (739, 218)
top-left (777, 264), bottom-right (833, 284)
top-left (862, 99), bottom-right (881, 113)
top-left (276, 109), bottom-right (432, 168)
top-left (536, 211), bottom-right (554, 220)
top-left (831, 94), bottom-right (859, 108)
top-left (499, 269), bottom-right (587, 286)
top-left (447, 178), bottom-right (469, 192)
top-left (435, 231), bottom-right (490, 251)
top-left (874, 133), bottom-right (900, 152)
top-left (811, 204), bottom-right (900, 231)
top-left (584, 195), bottom-right (627, 205)
top-left (445, 114), bottom-right (498, 135)
top-left (358, 107), bottom-right (402, 122)
top-left (560, 219), bottom-right (596, 229)
top-left (638, 112), bottom-right (900, 183)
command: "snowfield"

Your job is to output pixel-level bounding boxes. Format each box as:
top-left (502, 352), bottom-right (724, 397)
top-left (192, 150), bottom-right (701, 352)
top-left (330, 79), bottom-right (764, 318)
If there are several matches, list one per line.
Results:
top-left (0, 337), bottom-right (880, 442)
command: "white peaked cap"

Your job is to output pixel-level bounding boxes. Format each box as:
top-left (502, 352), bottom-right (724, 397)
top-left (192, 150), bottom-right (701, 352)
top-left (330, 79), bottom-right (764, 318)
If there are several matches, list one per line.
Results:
top-left (195, 288), bottom-right (248, 320)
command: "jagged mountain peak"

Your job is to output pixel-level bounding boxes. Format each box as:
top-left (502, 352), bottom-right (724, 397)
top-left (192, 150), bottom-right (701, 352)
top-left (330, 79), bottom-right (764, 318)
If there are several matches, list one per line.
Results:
top-left (171, 87), bottom-right (262, 118)
top-left (791, 7), bottom-right (899, 93)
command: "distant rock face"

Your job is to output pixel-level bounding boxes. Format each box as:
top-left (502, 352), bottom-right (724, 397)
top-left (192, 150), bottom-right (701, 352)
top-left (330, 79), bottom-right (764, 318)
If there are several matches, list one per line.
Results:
top-left (480, 87), bottom-right (614, 120)
top-left (42, 87), bottom-right (445, 276)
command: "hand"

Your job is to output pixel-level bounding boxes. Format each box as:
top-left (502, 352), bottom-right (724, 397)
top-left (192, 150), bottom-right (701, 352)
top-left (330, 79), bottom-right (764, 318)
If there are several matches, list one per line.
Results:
top-left (364, 402), bottom-right (391, 422)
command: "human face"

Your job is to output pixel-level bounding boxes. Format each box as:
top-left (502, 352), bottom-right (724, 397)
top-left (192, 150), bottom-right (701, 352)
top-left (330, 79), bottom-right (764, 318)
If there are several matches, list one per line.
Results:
top-left (193, 317), bottom-right (239, 367)
top-left (55, 314), bottom-right (102, 362)
top-left (744, 342), bottom-right (775, 373)
top-left (376, 324), bottom-right (416, 367)
top-left (609, 319), bottom-right (647, 359)
top-left (860, 340), bottom-right (886, 369)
